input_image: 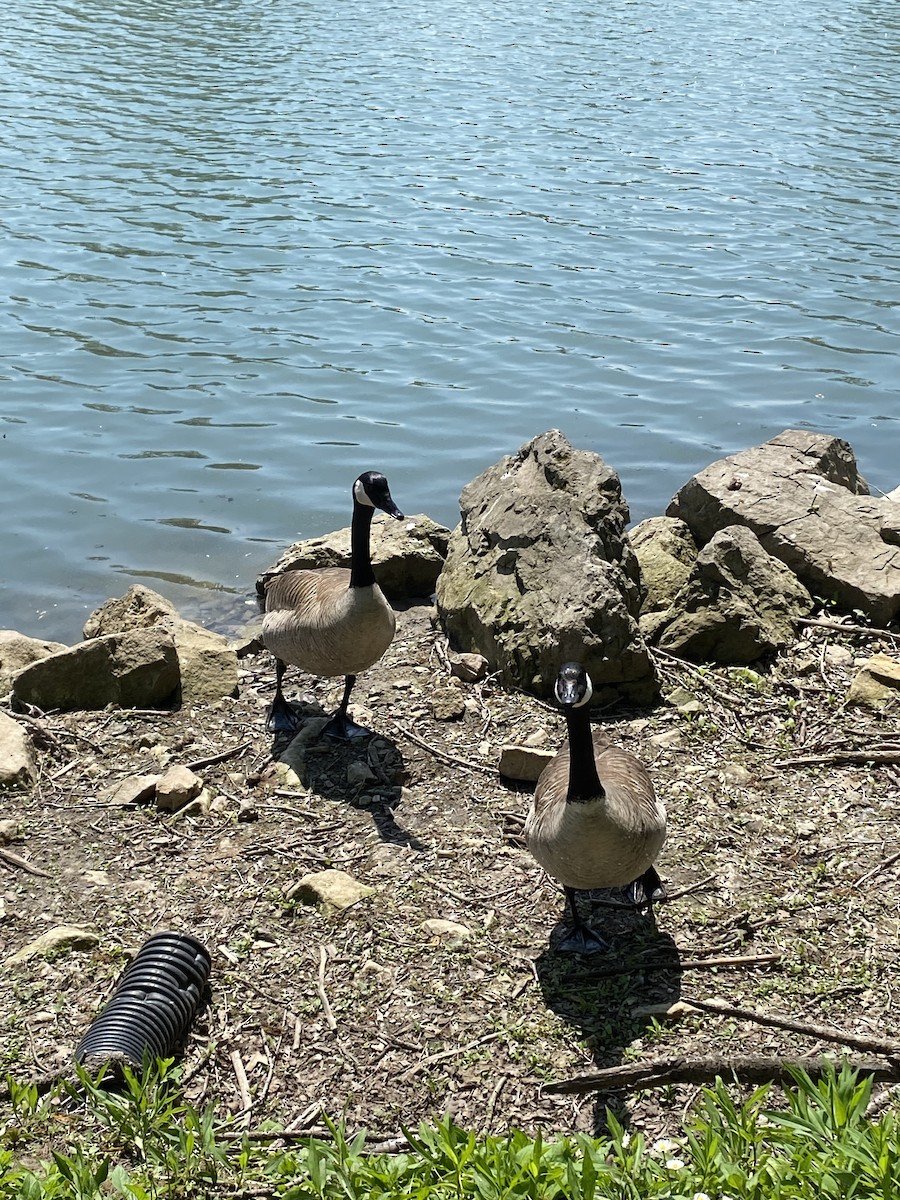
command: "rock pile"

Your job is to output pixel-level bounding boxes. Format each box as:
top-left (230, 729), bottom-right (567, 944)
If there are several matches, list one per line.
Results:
top-left (1, 426), bottom-right (899, 793)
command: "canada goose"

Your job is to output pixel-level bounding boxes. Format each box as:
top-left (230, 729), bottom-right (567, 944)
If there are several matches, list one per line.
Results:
top-left (525, 662), bottom-right (667, 954)
top-left (261, 470), bottom-right (404, 739)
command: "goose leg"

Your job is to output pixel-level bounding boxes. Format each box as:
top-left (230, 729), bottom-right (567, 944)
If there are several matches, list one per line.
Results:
top-left (626, 865), bottom-right (668, 908)
top-left (322, 674), bottom-right (372, 740)
top-left (266, 659), bottom-right (303, 733)
top-left (556, 887), bottom-right (611, 955)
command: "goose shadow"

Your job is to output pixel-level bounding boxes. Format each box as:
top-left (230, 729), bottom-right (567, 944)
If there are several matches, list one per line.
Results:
top-left (534, 892), bottom-right (682, 1135)
top-left (271, 700), bottom-right (428, 851)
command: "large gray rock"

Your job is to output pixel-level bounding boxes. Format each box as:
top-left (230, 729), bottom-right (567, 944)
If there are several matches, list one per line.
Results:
top-left (668, 430), bottom-right (900, 624)
top-left (628, 516), bottom-right (698, 614)
top-left (11, 628), bottom-right (179, 712)
top-left (0, 711), bottom-right (37, 789)
top-left (257, 513), bottom-right (450, 601)
top-left (653, 525), bottom-right (814, 663)
top-left (0, 631), bottom-right (68, 697)
top-left (435, 430), bottom-right (656, 702)
top-left (83, 585), bottom-right (178, 638)
top-left (84, 585), bottom-right (238, 704)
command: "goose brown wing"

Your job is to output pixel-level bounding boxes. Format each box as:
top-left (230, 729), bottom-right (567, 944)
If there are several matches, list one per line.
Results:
top-left (263, 568), bottom-right (350, 614)
top-left (594, 742), bottom-right (661, 827)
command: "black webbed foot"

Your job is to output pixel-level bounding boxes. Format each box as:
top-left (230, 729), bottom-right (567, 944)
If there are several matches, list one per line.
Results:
top-left (556, 886), bottom-right (612, 955)
top-left (626, 866), bottom-right (667, 907)
top-left (555, 924), bottom-right (611, 955)
top-left (321, 711), bottom-right (372, 740)
top-left (266, 694), bottom-right (304, 734)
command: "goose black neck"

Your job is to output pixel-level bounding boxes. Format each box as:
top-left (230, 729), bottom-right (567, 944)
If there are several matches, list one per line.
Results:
top-left (349, 501), bottom-right (376, 589)
top-left (565, 704), bottom-right (604, 803)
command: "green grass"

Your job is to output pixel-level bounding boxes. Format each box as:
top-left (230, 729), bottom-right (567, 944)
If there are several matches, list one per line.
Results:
top-left (2, 1060), bottom-right (899, 1198)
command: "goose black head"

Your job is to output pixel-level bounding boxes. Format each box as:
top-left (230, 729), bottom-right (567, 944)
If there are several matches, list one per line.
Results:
top-left (353, 471), bottom-right (404, 520)
top-left (554, 661), bottom-right (593, 709)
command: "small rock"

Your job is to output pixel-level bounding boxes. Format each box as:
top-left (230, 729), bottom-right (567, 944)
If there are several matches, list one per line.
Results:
top-left (101, 774), bottom-right (160, 806)
top-left (271, 760), bottom-right (306, 790)
top-left (82, 870), bottom-right (111, 886)
top-left (824, 645), bottom-right (854, 669)
top-left (846, 654), bottom-right (900, 709)
top-left (0, 711), bottom-right (37, 789)
top-left (430, 685), bottom-right (467, 722)
top-left (0, 819), bottom-right (21, 843)
top-left (498, 744), bottom-right (556, 782)
top-left (154, 765), bottom-right (204, 812)
top-left (631, 1000), bottom-right (697, 1021)
top-left (289, 869), bottom-right (375, 914)
top-left (666, 687), bottom-right (705, 716)
top-left (167, 789), bottom-right (213, 821)
top-left (347, 762), bottom-right (377, 790)
top-left (237, 798), bottom-right (259, 822)
top-left (523, 728), bottom-right (551, 748)
top-left (448, 652), bottom-right (488, 683)
top-left (650, 729), bottom-right (683, 749)
top-left (420, 918), bottom-right (472, 944)
top-left (721, 764), bottom-right (753, 786)
top-left (4, 925), bottom-right (99, 968)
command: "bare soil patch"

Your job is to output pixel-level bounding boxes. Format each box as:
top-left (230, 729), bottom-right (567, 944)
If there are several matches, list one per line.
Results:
top-left (2, 603), bottom-right (899, 1144)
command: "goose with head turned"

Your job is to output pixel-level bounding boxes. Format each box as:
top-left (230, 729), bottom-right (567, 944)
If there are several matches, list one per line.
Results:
top-left (525, 661), bottom-right (667, 954)
top-left (261, 470), bottom-right (404, 740)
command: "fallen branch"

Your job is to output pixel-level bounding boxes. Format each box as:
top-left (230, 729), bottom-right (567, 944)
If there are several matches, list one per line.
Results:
top-left (680, 996), bottom-right (900, 1058)
top-left (775, 749), bottom-right (900, 768)
top-left (543, 1054), bottom-right (900, 1096)
top-left (577, 951), bottom-right (780, 980)
top-left (679, 952), bottom-right (781, 970)
top-left (797, 617), bottom-right (900, 643)
top-left (664, 874), bottom-right (719, 902)
top-left (218, 1126), bottom-right (407, 1150)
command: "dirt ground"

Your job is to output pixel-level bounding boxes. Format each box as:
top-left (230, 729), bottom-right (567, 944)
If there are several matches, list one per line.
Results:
top-left (2, 598), bottom-right (900, 1146)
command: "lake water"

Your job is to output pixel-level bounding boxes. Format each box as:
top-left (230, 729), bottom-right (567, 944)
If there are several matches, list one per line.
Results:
top-left (2, 0), bottom-right (898, 644)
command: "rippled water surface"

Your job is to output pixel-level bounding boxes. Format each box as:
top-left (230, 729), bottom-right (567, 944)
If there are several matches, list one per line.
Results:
top-left (2, 0), bottom-right (898, 641)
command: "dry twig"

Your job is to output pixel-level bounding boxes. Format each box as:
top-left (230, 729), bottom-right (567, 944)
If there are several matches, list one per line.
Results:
top-left (399, 1032), bottom-right (502, 1082)
top-left (854, 849), bottom-right (900, 889)
top-left (0, 847), bottom-right (51, 878)
top-left (316, 945), bottom-right (337, 1032)
top-left (184, 741), bottom-right (253, 771)
top-left (796, 617), bottom-right (900, 642)
top-left (543, 1054), bottom-right (900, 1096)
top-left (230, 1050), bottom-right (253, 1127)
top-left (391, 721), bottom-right (496, 775)
top-left (680, 996), bottom-right (900, 1058)
top-left (775, 749), bottom-right (900, 768)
